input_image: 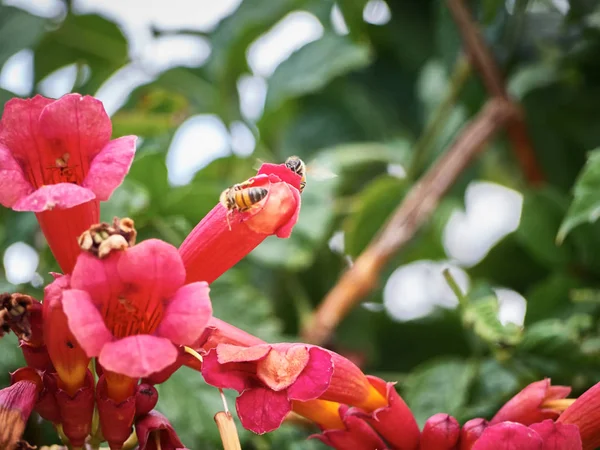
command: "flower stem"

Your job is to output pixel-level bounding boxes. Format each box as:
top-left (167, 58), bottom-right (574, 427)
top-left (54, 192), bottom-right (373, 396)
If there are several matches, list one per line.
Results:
top-left (408, 55), bottom-right (471, 179)
top-left (214, 411), bottom-right (242, 450)
top-left (442, 268), bottom-right (468, 308)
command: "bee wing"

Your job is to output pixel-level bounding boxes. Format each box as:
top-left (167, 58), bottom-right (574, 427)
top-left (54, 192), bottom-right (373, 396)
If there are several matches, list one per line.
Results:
top-left (252, 158), bottom-right (267, 172)
top-left (306, 162), bottom-right (338, 180)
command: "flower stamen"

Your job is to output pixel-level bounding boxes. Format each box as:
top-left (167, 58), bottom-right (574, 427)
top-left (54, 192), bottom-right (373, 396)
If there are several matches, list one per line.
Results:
top-left (542, 398), bottom-right (576, 413)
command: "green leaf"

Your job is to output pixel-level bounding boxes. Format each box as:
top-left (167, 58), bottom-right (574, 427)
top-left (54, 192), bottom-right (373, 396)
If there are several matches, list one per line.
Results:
top-left (344, 175), bottom-right (408, 257)
top-left (525, 273), bottom-right (583, 324)
top-left (34, 13), bottom-right (128, 94)
top-left (206, 0), bottom-right (305, 81)
top-left (403, 358), bottom-right (476, 426)
top-left (515, 188), bottom-right (572, 269)
top-left (464, 359), bottom-right (520, 419)
top-left (0, 334), bottom-right (25, 386)
top-left (210, 268), bottom-right (284, 343)
top-left (265, 33), bottom-right (372, 111)
top-left (156, 366), bottom-right (249, 447)
top-left (463, 295), bottom-right (523, 347)
top-left (558, 148), bottom-right (600, 242)
top-left (0, 88), bottom-right (16, 116)
top-left (518, 318), bottom-right (582, 357)
top-left (0, 5), bottom-right (46, 66)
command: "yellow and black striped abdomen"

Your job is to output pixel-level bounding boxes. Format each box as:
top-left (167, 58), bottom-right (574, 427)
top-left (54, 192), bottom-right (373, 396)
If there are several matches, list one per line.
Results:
top-left (234, 186), bottom-right (268, 211)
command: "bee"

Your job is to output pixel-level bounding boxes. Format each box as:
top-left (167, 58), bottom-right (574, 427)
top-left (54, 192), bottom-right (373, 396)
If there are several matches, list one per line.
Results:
top-left (220, 180), bottom-right (268, 230)
top-left (284, 156), bottom-right (306, 193)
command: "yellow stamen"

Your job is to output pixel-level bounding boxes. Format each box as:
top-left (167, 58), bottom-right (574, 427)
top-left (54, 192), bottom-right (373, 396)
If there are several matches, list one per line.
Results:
top-left (542, 398), bottom-right (576, 412)
top-left (184, 346), bottom-right (203, 363)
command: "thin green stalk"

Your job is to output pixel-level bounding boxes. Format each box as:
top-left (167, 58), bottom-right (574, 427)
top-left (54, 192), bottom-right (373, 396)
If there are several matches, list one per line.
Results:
top-left (408, 55), bottom-right (471, 179)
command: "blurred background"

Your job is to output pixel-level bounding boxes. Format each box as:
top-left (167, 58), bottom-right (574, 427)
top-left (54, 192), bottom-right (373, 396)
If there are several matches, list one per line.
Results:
top-left (2, 0), bottom-right (600, 448)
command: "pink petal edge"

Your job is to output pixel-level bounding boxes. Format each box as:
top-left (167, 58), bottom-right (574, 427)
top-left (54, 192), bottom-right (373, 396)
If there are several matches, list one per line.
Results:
top-left (12, 183), bottom-right (95, 212)
top-left (118, 239), bottom-right (186, 299)
top-left (99, 335), bottom-right (178, 378)
top-left (157, 281), bottom-right (212, 346)
top-left (61, 289), bottom-right (113, 357)
top-left (201, 349), bottom-right (253, 393)
top-left (236, 388), bottom-right (292, 434)
top-left (287, 346), bottom-right (333, 401)
top-left (39, 94), bottom-right (112, 160)
top-left (0, 143), bottom-right (34, 207)
top-left (83, 135), bottom-right (137, 201)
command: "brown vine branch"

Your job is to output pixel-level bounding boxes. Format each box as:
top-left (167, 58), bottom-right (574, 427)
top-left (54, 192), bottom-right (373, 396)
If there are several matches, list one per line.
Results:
top-left (446, 0), bottom-right (545, 186)
top-left (301, 99), bottom-right (518, 345)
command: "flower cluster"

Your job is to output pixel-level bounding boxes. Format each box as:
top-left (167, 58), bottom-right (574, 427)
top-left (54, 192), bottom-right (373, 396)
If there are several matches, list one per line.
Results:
top-left (0, 94), bottom-right (303, 449)
top-left (2, 93), bottom-right (600, 450)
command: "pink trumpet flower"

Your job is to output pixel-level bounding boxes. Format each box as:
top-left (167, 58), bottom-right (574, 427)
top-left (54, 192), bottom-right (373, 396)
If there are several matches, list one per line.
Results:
top-left (60, 238), bottom-right (212, 402)
top-left (0, 94), bottom-right (136, 273)
top-left (179, 162), bottom-right (302, 284)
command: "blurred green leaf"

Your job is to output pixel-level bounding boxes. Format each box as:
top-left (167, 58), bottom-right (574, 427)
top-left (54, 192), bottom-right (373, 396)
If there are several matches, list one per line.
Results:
top-left (0, 5), bottom-right (46, 66)
top-left (344, 175), bottom-right (408, 257)
top-left (518, 318), bottom-right (582, 357)
top-left (404, 358), bottom-right (476, 426)
top-left (210, 268), bottom-right (284, 343)
top-left (525, 273), bottom-right (584, 324)
top-left (265, 33), bottom-right (372, 111)
top-left (558, 148), bottom-right (600, 242)
top-left (463, 295), bottom-right (523, 347)
top-left (516, 188), bottom-right (572, 269)
top-left (463, 358), bottom-right (519, 419)
top-left (34, 13), bottom-right (128, 94)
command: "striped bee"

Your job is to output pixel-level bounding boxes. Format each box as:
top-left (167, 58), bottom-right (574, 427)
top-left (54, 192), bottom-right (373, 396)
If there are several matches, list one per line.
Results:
top-left (220, 180), bottom-right (268, 230)
top-left (284, 156), bottom-right (306, 193)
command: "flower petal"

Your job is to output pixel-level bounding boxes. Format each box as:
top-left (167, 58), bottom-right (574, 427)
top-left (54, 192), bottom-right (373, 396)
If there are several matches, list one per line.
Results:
top-left (459, 418), bottom-right (488, 450)
top-left (350, 376), bottom-right (420, 450)
top-left (70, 251), bottom-right (119, 306)
top-left (216, 343), bottom-right (271, 364)
top-left (287, 346), bottom-right (333, 401)
top-left (558, 381), bottom-right (600, 450)
top-left (118, 239), bottom-right (185, 298)
top-left (257, 163), bottom-right (302, 192)
top-left (245, 181), bottom-right (299, 236)
top-left (157, 281), bottom-right (212, 345)
top-left (12, 183), bottom-right (95, 212)
top-left (83, 135), bottom-right (137, 201)
top-left (530, 419), bottom-right (582, 450)
top-left (491, 379), bottom-right (570, 426)
top-left (257, 345), bottom-right (310, 392)
top-left (201, 348), bottom-right (255, 393)
top-left (275, 185), bottom-right (301, 238)
top-left (0, 143), bottom-right (33, 207)
top-left (0, 95), bottom-right (53, 188)
top-left (39, 94), bottom-right (111, 164)
top-left (135, 410), bottom-right (186, 450)
top-left (99, 335), bottom-right (178, 378)
top-left (420, 413), bottom-right (460, 450)
top-left (235, 387), bottom-right (291, 434)
top-left (61, 289), bottom-right (113, 357)
top-left (310, 405), bottom-right (388, 450)
top-left (472, 422), bottom-right (543, 450)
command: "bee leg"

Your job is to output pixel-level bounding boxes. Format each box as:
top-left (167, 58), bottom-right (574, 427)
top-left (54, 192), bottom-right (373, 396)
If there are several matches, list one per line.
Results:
top-left (226, 210), bottom-right (232, 231)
